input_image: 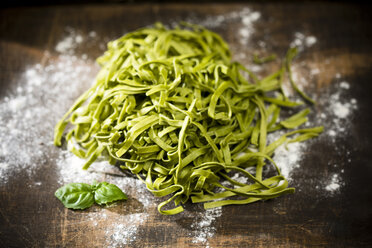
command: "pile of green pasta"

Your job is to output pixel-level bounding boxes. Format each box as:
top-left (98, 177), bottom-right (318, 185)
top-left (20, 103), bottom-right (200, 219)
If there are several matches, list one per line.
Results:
top-left (54, 23), bottom-right (323, 215)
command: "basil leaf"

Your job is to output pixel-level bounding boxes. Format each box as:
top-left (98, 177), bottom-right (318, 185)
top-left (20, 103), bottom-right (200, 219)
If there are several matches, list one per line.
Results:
top-left (55, 183), bottom-right (94, 210)
top-left (94, 182), bottom-right (127, 205)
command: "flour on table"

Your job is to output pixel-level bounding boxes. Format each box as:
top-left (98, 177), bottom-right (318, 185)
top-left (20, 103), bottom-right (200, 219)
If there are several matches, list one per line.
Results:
top-left (0, 8), bottom-right (360, 247)
top-left (85, 208), bottom-right (148, 248)
top-left (239, 10), bottom-right (261, 45)
top-left (55, 150), bottom-right (157, 209)
top-left (56, 149), bottom-right (154, 246)
top-left (181, 7), bottom-right (260, 48)
top-left (290, 32), bottom-right (317, 51)
top-left (273, 142), bottom-right (305, 182)
top-left (191, 207), bottom-right (222, 247)
top-left (325, 173), bottom-right (342, 193)
top-left (182, 7), bottom-right (260, 33)
top-left (0, 162), bottom-right (10, 184)
top-left (0, 27), bottom-right (151, 246)
top-left (332, 101), bottom-right (351, 119)
top-left (320, 81), bottom-right (357, 139)
top-left (105, 213), bottom-right (148, 248)
top-left (0, 54), bottom-right (94, 185)
top-left (55, 28), bottom-right (84, 54)
top-left (340, 81), bottom-right (350, 89)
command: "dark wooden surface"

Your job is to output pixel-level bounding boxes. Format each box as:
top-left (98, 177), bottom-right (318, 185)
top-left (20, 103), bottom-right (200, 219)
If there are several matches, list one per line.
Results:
top-left (1, 3), bottom-right (372, 248)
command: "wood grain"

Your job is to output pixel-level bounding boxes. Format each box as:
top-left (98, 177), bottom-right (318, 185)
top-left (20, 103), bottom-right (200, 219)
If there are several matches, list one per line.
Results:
top-left (1, 3), bottom-right (372, 247)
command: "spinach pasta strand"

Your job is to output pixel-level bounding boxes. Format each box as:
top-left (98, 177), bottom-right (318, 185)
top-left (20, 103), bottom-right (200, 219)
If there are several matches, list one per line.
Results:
top-left (54, 23), bottom-right (323, 215)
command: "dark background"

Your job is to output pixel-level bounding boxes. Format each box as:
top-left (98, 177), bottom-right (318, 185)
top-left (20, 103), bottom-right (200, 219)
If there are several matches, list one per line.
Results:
top-left (1, 1), bottom-right (372, 247)
top-left (2, 0), bottom-right (371, 8)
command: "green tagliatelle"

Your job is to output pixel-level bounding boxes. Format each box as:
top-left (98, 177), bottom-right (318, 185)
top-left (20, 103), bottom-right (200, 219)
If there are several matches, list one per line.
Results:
top-left (54, 23), bottom-right (323, 215)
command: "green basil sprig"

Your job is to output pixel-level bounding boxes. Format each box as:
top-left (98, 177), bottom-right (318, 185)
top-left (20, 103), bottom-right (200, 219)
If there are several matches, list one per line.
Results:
top-left (55, 181), bottom-right (127, 210)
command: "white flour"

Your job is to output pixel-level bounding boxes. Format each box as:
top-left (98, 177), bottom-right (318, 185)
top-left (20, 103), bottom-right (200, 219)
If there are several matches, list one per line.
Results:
top-left (191, 207), bottom-right (223, 247)
top-left (183, 7), bottom-right (260, 33)
top-left (55, 28), bottom-right (84, 55)
top-left (325, 173), bottom-right (342, 193)
top-left (273, 143), bottom-right (305, 182)
top-left (290, 32), bottom-right (317, 51)
top-left (182, 7), bottom-right (260, 50)
top-left (319, 81), bottom-right (357, 141)
top-left (0, 7), bottom-right (358, 247)
top-left (271, 77), bottom-right (357, 187)
top-left (84, 208), bottom-right (148, 248)
top-left (238, 9), bottom-right (261, 45)
top-left (0, 162), bottom-right (11, 183)
top-left (0, 53), bottom-right (94, 184)
top-left (105, 213), bottom-right (148, 248)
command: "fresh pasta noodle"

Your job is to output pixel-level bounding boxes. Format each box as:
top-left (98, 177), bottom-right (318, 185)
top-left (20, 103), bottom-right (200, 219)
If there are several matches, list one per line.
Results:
top-left (54, 23), bottom-right (323, 215)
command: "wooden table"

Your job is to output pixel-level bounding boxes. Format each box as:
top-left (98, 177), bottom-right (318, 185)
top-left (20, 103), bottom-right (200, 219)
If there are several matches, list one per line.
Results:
top-left (1, 3), bottom-right (372, 247)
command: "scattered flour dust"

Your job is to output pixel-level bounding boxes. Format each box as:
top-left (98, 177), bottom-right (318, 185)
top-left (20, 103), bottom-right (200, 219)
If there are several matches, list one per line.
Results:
top-left (181, 7), bottom-right (261, 47)
top-left (270, 75), bottom-right (357, 189)
top-left (56, 151), bottom-right (154, 247)
top-left (317, 80), bottom-right (357, 195)
top-left (191, 207), bottom-right (223, 246)
top-left (56, 151), bottom-right (156, 209)
top-left (0, 6), bottom-right (358, 247)
top-left (105, 213), bottom-right (148, 248)
top-left (238, 9), bottom-right (261, 45)
top-left (273, 142), bottom-right (305, 182)
top-left (0, 52), bottom-right (94, 184)
top-left (0, 26), bottom-right (151, 246)
top-left (320, 81), bottom-right (358, 139)
top-left (270, 33), bottom-right (356, 192)
top-left (290, 32), bottom-right (317, 51)
top-left (85, 208), bottom-right (149, 248)
top-left (325, 173), bottom-right (342, 193)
